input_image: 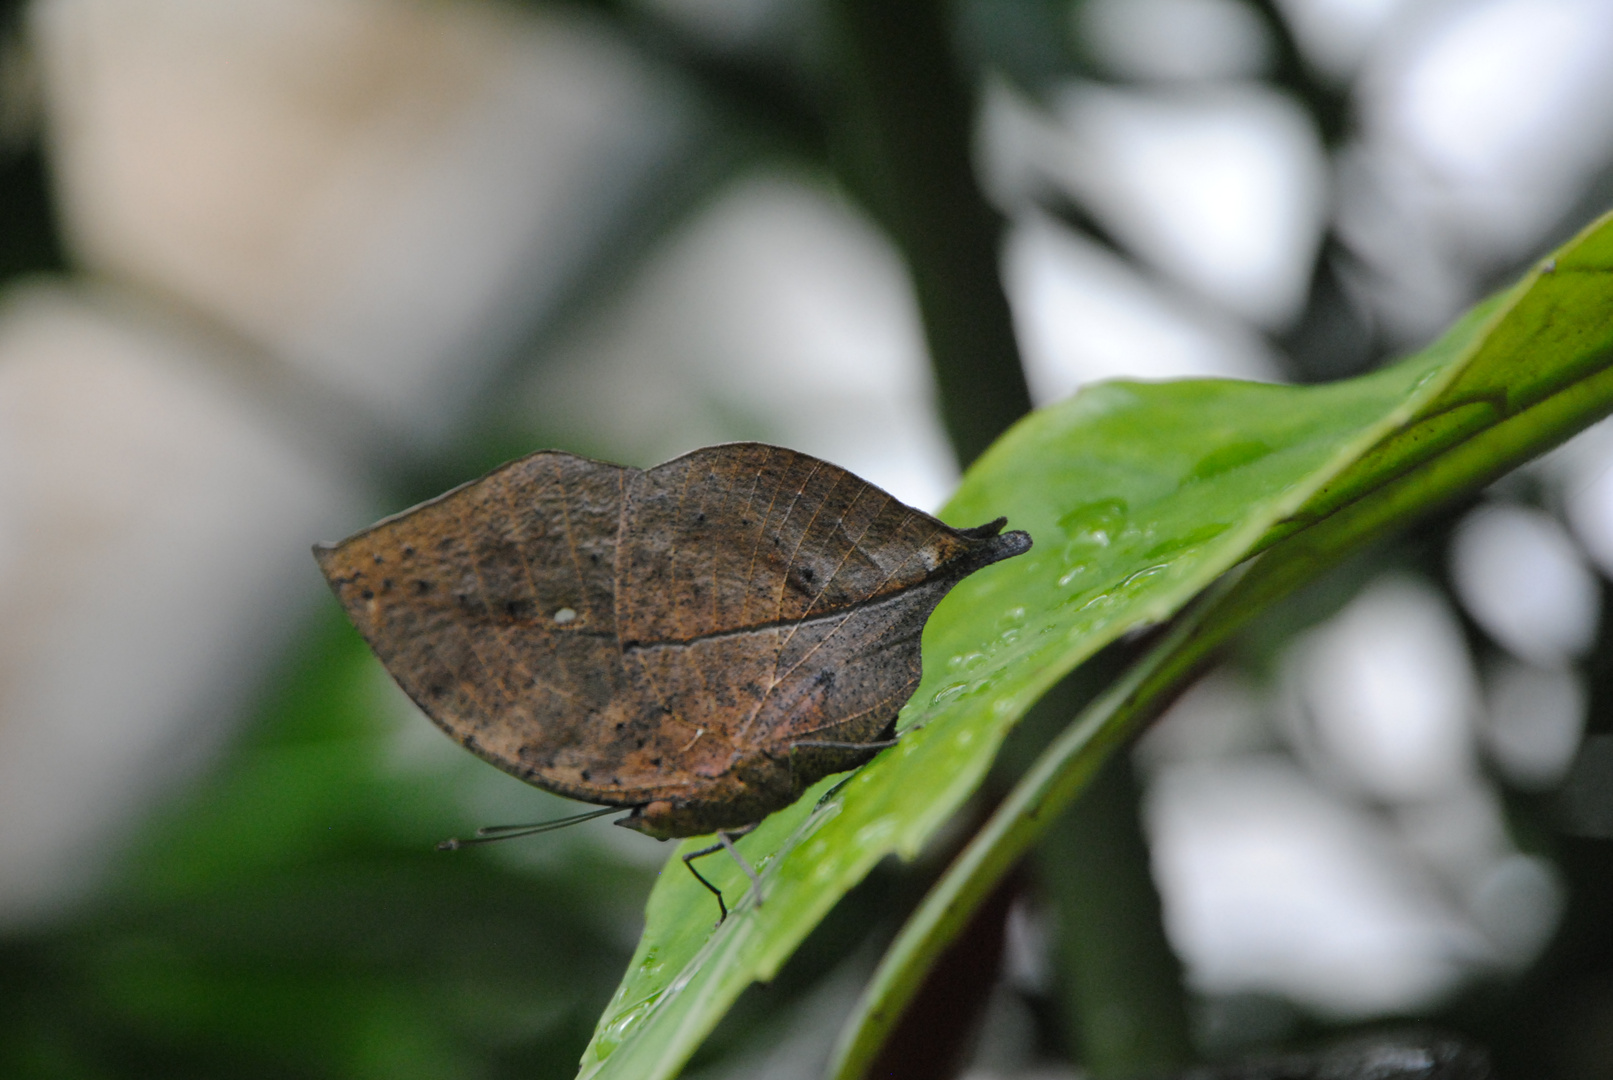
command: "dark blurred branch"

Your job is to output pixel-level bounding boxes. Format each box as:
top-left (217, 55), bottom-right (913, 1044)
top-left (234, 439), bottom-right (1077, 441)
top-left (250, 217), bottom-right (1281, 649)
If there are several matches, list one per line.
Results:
top-left (952, 0), bottom-right (1089, 91)
top-left (865, 870), bottom-right (1024, 1080)
top-left (0, 8), bottom-right (65, 282)
top-left (1274, 234), bottom-right (1384, 384)
top-left (547, 0), bottom-right (831, 159)
top-left (1243, 1), bottom-right (1389, 383)
top-left (613, 17), bottom-right (829, 161)
top-left (1038, 755), bottom-right (1193, 1077)
top-left (1245, 0), bottom-right (1351, 148)
top-left (1000, 654), bottom-right (1195, 1078)
top-left (0, 139), bottom-right (62, 281)
top-left (824, 0), bottom-right (1032, 468)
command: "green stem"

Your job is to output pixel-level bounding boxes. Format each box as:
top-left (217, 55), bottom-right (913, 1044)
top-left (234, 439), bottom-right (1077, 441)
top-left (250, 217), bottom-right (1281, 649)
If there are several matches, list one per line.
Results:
top-left (829, 577), bottom-right (1238, 1080)
top-left (1037, 755), bottom-right (1193, 1077)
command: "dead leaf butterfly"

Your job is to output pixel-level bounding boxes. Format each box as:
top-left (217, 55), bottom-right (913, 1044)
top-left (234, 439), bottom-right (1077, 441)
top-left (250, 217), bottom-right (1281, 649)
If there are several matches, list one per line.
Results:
top-left (314, 442), bottom-right (1030, 919)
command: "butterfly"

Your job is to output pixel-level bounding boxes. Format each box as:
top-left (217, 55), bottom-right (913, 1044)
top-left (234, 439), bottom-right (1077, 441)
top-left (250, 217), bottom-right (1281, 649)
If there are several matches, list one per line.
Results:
top-left (315, 442), bottom-right (1030, 919)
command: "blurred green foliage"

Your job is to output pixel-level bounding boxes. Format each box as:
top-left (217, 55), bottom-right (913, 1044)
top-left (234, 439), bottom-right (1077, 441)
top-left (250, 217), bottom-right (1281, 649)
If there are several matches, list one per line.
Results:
top-left (0, 613), bottom-right (647, 1078)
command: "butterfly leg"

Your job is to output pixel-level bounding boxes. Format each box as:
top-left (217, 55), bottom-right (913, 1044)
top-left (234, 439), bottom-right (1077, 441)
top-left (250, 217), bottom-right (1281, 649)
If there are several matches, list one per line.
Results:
top-left (782, 731), bottom-right (902, 802)
top-left (789, 737), bottom-right (901, 752)
top-left (682, 824), bottom-right (761, 926)
top-left (682, 843), bottom-right (729, 925)
top-left (790, 714), bottom-right (903, 758)
top-left (718, 827), bottom-right (763, 907)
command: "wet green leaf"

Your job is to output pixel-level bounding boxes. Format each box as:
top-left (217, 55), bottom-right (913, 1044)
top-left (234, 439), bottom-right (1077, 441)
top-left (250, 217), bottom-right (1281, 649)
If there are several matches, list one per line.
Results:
top-left (578, 209), bottom-right (1613, 1080)
top-left (826, 210), bottom-right (1613, 1079)
top-left (583, 351), bottom-right (1417, 1080)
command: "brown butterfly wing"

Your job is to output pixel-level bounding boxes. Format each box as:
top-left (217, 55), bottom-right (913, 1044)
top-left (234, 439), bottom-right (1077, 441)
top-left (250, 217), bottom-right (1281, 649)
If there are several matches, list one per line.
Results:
top-left (314, 451), bottom-right (697, 808)
top-left (318, 443), bottom-right (1031, 840)
top-left (615, 444), bottom-right (1018, 825)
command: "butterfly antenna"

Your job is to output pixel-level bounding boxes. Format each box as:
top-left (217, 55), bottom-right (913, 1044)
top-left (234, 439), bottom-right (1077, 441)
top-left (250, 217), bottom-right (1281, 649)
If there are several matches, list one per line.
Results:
top-left (437, 805), bottom-right (621, 850)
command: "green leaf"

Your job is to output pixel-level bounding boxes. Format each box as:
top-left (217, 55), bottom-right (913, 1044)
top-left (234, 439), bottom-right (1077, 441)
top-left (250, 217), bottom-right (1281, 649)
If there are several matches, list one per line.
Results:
top-left (576, 208), bottom-right (1613, 1080)
top-left (826, 211), bottom-right (1613, 1079)
top-left (585, 211), bottom-right (1613, 1080)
